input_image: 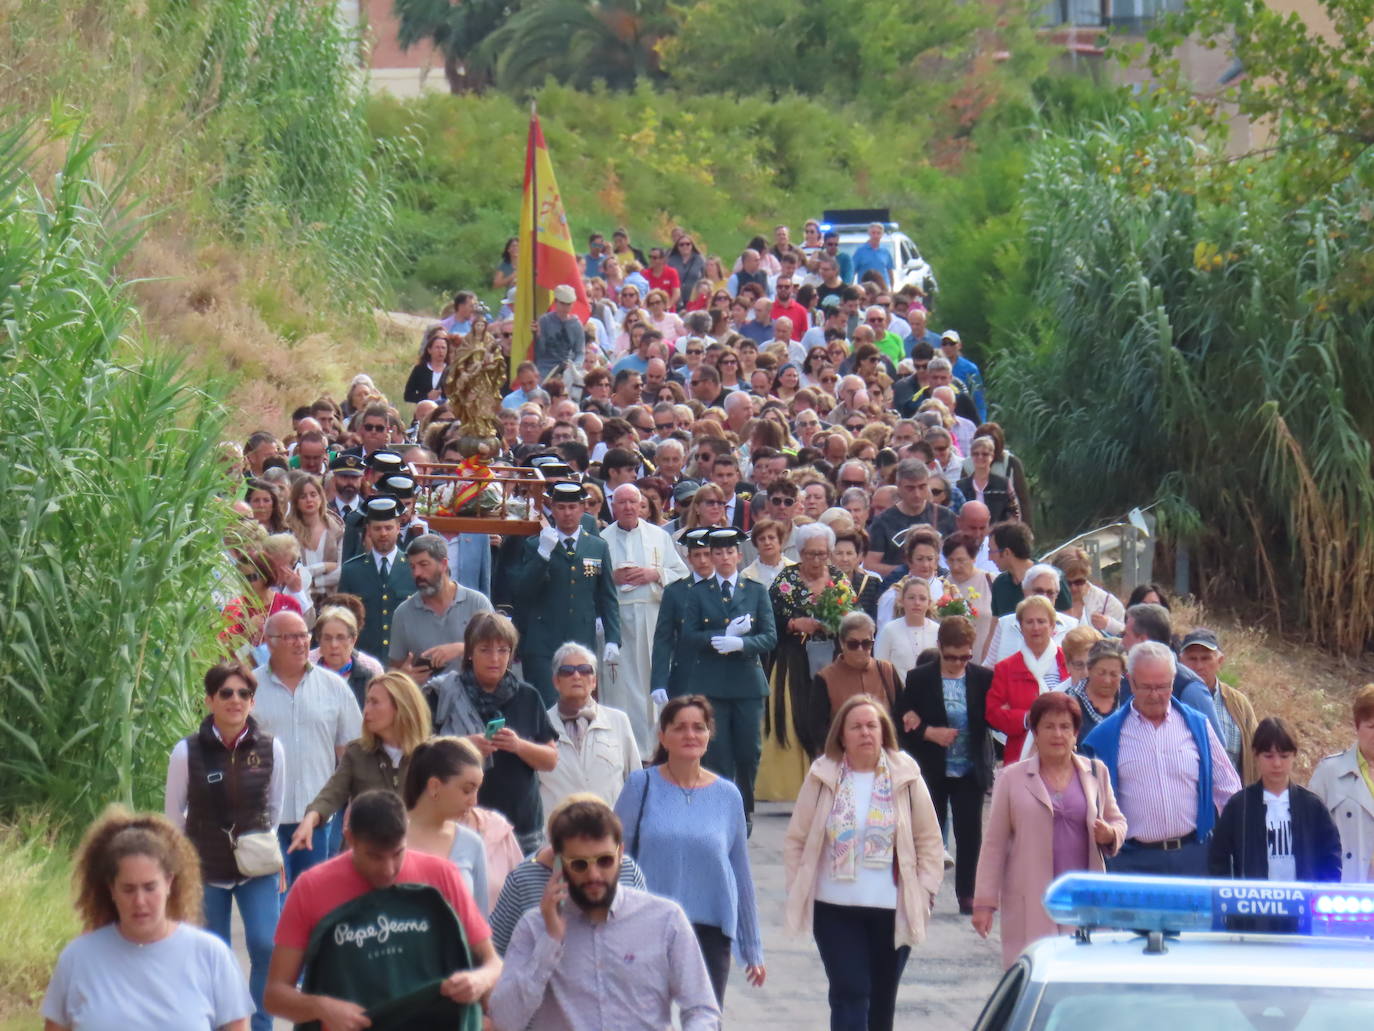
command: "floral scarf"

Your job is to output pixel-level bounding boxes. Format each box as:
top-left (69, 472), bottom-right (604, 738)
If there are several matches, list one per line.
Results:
top-left (826, 751), bottom-right (897, 881)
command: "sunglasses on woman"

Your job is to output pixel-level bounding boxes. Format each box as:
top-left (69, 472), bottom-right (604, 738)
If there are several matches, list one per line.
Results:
top-left (216, 687), bottom-right (253, 701)
top-left (556, 664), bottom-right (595, 677)
top-left (563, 852), bottom-right (619, 874)
top-left (844, 638), bottom-right (874, 651)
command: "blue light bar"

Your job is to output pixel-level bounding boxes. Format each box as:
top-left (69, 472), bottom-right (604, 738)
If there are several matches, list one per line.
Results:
top-left (1043, 874), bottom-right (1374, 940)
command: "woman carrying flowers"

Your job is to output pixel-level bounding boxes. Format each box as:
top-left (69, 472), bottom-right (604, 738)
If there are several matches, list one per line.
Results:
top-left (757, 523), bottom-right (858, 801)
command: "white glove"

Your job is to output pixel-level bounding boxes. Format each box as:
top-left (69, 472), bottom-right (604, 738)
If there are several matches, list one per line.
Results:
top-left (537, 526), bottom-right (559, 559)
top-left (651, 689), bottom-right (669, 706)
top-left (604, 642), bottom-right (620, 665)
top-left (711, 635), bottom-right (744, 655)
top-left (726, 614), bottom-right (753, 636)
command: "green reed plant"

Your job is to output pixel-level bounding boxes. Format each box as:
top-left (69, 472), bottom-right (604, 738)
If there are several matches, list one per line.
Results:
top-left (0, 123), bottom-right (237, 819)
top-left (995, 108), bottom-right (1374, 652)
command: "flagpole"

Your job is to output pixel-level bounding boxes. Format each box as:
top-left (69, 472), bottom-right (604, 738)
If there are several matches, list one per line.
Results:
top-left (529, 101), bottom-right (538, 301)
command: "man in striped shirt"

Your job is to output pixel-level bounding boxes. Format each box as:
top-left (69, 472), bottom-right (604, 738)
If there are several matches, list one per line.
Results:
top-left (1082, 641), bottom-right (1242, 875)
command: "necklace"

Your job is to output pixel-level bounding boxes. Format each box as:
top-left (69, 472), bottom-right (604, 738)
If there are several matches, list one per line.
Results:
top-left (663, 766), bottom-right (702, 804)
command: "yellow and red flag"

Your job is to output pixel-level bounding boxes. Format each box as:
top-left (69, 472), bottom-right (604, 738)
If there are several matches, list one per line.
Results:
top-left (511, 108), bottom-right (588, 376)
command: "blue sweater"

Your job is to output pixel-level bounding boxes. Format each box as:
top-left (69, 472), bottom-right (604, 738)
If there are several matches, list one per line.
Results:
top-left (1081, 701), bottom-right (1218, 840)
top-left (613, 767), bottom-right (763, 966)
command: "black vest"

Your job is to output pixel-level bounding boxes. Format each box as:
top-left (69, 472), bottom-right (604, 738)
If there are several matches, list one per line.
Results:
top-left (184, 714), bottom-right (276, 883)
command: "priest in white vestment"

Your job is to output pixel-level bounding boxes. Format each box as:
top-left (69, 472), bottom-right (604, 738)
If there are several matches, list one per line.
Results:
top-left (602, 483), bottom-right (689, 756)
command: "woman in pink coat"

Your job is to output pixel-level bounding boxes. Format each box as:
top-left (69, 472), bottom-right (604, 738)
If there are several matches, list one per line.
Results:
top-left (972, 692), bottom-right (1127, 967)
top-left (986, 595), bottom-right (1069, 764)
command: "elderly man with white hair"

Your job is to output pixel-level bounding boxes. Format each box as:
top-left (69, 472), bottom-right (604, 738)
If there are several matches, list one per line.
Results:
top-left (723, 390), bottom-right (753, 436)
top-left (982, 563), bottom-right (1077, 665)
top-left (1082, 641), bottom-right (1241, 876)
top-left (932, 384), bottom-right (977, 455)
top-left (602, 483), bottom-right (689, 756)
top-left (538, 641), bottom-right (640, 814)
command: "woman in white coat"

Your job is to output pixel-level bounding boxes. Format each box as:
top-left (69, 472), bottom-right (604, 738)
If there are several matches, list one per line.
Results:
top-left (1307, 683), bottom-right (1374, 883)
top-left (538, 643), bottom-right (640, 815)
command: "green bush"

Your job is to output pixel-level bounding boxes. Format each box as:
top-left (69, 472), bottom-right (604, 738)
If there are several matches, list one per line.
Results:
top-left (0, 124), bottom-right (237, 819)
top-left (369, 82), bottom-right (949, 313)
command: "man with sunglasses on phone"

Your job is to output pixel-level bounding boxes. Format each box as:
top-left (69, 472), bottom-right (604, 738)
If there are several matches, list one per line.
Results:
top-left (490, 799), bottom-right (720, 1031)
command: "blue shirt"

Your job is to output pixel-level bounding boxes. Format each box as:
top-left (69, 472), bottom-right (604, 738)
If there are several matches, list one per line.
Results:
top-left (613, 768), bottom-right (763, 965)
top-left (834, 250), bottom-right (854, 284)
top-left (950, 354), bottom-right (987, 421)
top-left (851, 241), bottom-right (895, 283)
top-left (584, 252), bottom-right (603, 279)
top-left (502, 388), bottom-right (538, 410)
top-left (904, 328), bottom-right (943, 356)
top-left (942, 675), bottom-right (973, 777)
top-left (611, 353), bottom-right (649, 376)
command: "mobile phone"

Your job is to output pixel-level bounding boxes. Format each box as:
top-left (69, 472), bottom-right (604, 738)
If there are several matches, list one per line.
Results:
top-left (484, 717), bottom-right (506, 739)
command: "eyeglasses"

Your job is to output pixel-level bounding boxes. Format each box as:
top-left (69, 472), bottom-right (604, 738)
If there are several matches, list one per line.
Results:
top-left (769, 496), bottom-right (796, 506)
top-left (216, 687), bottom-right (253, 700)
top-left (268, 632), bottom-right (311, 642)
top-left (720, 358), bottom-right (738, 366)
top-left (866, 317), bottom-right (886, 324)
top-left (931, 488), bottom-right (948, 499)
top-left (556, 664), bottom-right (595, 677)
top-left (845, 423), bottom-right (865, 433)
top-left (1067, 578), bottom-right (1088, 587)
top-left (844, 638), bottom-right (875, 651)
top-left (362, 423), bottom-right (387, 433)
top-left (941, 653), bottom-right (973, 664)
top-left (801, 549), bottom-right (830, 560)
top-left (499, 331), bottom-right (514, 339)
top-left (686, 348), bottom-right (703, 356)
top-left (840, 479), bottom-right (867, 489)
top-left (563, 852), bottom-right (619, 874)
top-left (699, 498), bottom-right (724, 506)
top-left (655, 422), bottom-right (674, 433)
top-left (914, 362), bottom-right (929, 372)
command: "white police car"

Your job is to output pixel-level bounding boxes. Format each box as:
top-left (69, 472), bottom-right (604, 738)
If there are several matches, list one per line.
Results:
top-left (817, 208), bottom-right (937, 297)
top-left (972, 873), bottom-right (1374, 1031)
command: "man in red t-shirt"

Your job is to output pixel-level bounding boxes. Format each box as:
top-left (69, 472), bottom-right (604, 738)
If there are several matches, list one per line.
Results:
top-left (644, 247), bottom-right (682, 309)
top-left (770, 275), bottom-right (809, 340)
top-left (266, 791), bottom-right (500, 1029)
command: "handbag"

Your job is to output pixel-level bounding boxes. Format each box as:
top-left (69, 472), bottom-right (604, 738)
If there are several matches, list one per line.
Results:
top-left (230, 830), bottom-right (284, 878)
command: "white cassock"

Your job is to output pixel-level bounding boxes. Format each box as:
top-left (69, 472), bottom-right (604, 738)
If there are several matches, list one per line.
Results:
top-left (602, 518), bottom-right (689, 758)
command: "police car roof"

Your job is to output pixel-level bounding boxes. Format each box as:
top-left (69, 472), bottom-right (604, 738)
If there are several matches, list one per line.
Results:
top-left (1022, 930), bottom-right (1374, 989)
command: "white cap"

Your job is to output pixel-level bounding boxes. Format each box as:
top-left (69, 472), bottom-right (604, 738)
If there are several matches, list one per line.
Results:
top-left (553, 284), bottom-right (577, 303)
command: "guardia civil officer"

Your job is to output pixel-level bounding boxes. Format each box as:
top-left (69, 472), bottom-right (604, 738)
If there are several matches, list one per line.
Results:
top-left (337, 495), bottom-right (416, 662)
top-left (680, 527), bottom-right (777, 830)
top-left (512, 481), bottom-right (621, 707)
top-left (649, 527), bottom-right (716, 705)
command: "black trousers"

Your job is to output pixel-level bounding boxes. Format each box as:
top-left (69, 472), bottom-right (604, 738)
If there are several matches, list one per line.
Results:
top-left (692, 922), bottom-right (733, 1005)
top-left (926, 771), bottom-right (984, 901)
top-left (813, 901), bottom-right (910, 1031)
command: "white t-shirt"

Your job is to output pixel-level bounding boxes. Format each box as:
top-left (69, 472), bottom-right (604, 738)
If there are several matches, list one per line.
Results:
top-left (1264, 788), bottom-right (1296, 882)
top-left (42, 923), bottom-right (253, 1030)
top-left (816, 771), bottom-right (899, 910)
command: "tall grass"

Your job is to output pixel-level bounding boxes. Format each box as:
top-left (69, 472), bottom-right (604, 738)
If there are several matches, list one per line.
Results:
top-left (0, 815), bottom-right (76, 1019)
top-left (995, 109), bottom-right (1374, 652)
top-left (0, 123), bottom-right (236, 818)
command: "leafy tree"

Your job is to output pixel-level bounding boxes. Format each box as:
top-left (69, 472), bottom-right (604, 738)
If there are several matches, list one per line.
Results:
top-left (392, 0), bottom-right (513, 92)
top-left (480, 0), bottom-right (673, 91)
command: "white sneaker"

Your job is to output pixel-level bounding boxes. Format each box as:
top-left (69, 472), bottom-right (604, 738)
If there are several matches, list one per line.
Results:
top-left (943, 849), bottom-right (955, 870)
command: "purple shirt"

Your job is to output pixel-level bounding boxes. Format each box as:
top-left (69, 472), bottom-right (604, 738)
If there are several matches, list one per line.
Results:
top-left (1047, 770), bottom-right (1090, 879)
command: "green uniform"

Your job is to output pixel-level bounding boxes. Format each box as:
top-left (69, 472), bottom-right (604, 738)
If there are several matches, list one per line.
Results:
top-left (338, 551), bottom-right (416, 661)
top-left (650, 575), bottom-right (707, 696)
top-left (511, 530), bottom-right (620, 706)
top-left (680, 575), bottom-right (777, 818)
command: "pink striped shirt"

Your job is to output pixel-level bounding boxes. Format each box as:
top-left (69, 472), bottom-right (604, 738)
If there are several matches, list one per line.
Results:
top-left (1116, 701), bottom-right (1241, 842)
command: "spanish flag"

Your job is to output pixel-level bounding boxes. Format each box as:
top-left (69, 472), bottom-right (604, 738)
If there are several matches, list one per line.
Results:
top-left (511, 107), bottom-right (589, 376)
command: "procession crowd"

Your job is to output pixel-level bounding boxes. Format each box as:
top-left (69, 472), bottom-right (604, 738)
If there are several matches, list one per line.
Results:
top-left (41, 221), bottom-right (1374, 1031)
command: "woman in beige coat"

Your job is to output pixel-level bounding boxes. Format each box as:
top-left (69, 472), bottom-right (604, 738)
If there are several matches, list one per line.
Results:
top-left (784, 694), bottom-right (944, 1031)
top-left (972, 691), bottom-right (1127, 968)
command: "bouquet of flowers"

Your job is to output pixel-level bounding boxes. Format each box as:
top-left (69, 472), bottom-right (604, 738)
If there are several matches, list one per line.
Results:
top-left (813, 576), bottom-right (859, 636)
top-left (934, 579), bottom-right (979, 620)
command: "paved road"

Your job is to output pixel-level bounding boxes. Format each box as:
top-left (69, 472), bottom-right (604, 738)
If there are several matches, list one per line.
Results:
top-left (235, 798), bottom-right (1003, 1029)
